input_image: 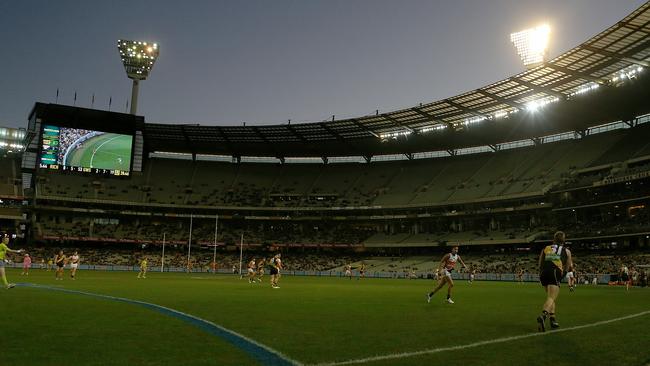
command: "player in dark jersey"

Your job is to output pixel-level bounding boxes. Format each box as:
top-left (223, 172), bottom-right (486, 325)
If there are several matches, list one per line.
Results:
top-left (269, 254), bottom-right (282, 289)
top-left (54, 250), bottom-right (67, 281)
top-left (537, 231), bottom-right (573, 332)
top-left (257, 258), bottom-right (265, 283)
top-left (357, 262), bottom-right (366, 280)
top-left (620, 265), bottom-right (631, 291)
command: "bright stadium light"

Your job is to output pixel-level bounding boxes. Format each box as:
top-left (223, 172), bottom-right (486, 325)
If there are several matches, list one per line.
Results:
top-left (117, 39), bottom-right (160, 115)
top-left (510, 24), bottom-right (551, 69)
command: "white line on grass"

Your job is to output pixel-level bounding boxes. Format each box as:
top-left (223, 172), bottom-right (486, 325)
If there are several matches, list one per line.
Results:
top-left (311, 310), bottom-right (650, 366)
top-left (89, 135), bottom-right (122, 168)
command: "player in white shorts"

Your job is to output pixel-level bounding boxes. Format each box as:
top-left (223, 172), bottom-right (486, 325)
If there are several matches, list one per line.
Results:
top-left (565, 268), bottom-right (575, 292)
top-left (70, 251), bottom-right (80, 280)
top-left (427, 246), bottom-right (467, 304)
top-left (247, 258), bottom-right (257, 283)
top-left (344, 264), bottom-right (352, 280)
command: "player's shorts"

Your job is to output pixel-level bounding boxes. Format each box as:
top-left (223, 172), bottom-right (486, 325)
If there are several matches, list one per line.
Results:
top-left (71, 263), bottom-right (78, 269)
top-left (345, 270), bottom-right (351, 276)
top-left (270, 267), bottom-right (279, 275)
top-left (57, 262), bottom-right (64, 268)
top-left (539, 267), bottom-right (563, 287)
top-left (247, 268), bottom-right (255, 274)
top-left (442, 268), bottom-right (453, 278)
top-left (621, 274), bottom-right (629, 282)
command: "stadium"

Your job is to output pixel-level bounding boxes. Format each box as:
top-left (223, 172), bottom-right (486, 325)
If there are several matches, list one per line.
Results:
top-left (1, 2), bottom-right (650, 366)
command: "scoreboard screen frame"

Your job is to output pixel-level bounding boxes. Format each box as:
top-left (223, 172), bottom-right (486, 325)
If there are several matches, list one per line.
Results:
top-left (38, 124), bottom-right (135, 177)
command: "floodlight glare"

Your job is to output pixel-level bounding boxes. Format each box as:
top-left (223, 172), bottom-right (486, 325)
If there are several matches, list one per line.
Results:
top-left (510, 24), bottom-right (550, 69)
top-left (117, 39), bottom-right (160, 114)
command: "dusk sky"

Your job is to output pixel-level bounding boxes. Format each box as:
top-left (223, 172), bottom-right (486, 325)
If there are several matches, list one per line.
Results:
top-left (0, 0), bottom-right (645, 129)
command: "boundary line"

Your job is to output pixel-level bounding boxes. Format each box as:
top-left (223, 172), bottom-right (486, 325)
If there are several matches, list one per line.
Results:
top-left (17, 283), bottom-right (302, 366)
top-left (310, 310), bottom-right (650, 366)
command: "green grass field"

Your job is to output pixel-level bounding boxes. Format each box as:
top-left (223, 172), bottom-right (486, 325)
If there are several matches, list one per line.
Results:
top-left (2, 269), bottom-right (649, 366)
top-left (65, 133), bottom-right (132, 171)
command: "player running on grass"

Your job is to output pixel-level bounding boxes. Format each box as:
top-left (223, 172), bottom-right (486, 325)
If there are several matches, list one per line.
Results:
top-left (468, 268), bottom-right (476, 284)
top-left (269, 254), bottom-right (282, 289)
top-left (70, 251), bottom-right (80, 280)
top-left (344, 264), bottom-right (352, 280)
top-left (247, 258), bottom-right (257, 283)
top-left (257, 258), bottom-right (265, 282)
top-left (427, 246), bottom-right (467, 304)
top-left (358, 262), bottom-right (366, 280)
top-left (0, 235), bottom-right (24, 289)
top-left (566, 266), bottom-right (576, 292)
top-left (620, 264), bottom-right (632, 291)
top-left (54, 250), bottom-right (66, 280)
top-left (537, 231), bottom-right (573, 332)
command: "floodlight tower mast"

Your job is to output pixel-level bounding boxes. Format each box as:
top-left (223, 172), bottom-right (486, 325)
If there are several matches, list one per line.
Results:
top-left (117, 39), bottom-right (159, 115)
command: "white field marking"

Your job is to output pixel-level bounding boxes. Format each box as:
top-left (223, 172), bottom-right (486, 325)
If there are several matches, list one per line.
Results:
top-left (89, 135), bottom-right (122, 168)
top-left (311, 310), bottom-right (650, 366)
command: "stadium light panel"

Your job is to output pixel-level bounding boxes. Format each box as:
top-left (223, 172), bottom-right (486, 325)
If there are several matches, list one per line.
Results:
top-left (510, 24), bottom-right (550, 69)
top-left (117, 39), bottom-right (159, 80)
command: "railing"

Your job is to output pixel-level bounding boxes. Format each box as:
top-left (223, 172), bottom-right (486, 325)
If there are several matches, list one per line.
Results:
top-left (8, 262), bottom-right (612, 284)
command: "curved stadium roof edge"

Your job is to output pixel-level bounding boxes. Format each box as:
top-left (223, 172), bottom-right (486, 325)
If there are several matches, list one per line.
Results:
top-left (32, 2), bottom-right (650, 158)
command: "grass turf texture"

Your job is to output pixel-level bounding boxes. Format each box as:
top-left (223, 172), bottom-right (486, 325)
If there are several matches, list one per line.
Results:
top-left (65, 133), bottom-right (132, 171)
top-left (2, 269), bottom-right (649, 366)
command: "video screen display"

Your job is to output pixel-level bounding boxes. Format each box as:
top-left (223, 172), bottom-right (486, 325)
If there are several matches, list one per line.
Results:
top-left (39, 125), bottom-right (133, 176)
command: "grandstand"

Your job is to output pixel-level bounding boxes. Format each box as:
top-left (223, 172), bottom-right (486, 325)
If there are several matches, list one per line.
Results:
top-left (0, 1), bottom-right (645, 264)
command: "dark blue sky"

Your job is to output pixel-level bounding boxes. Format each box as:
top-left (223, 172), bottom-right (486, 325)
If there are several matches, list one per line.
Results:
top-left (0, 0), bottom-right (645, 128)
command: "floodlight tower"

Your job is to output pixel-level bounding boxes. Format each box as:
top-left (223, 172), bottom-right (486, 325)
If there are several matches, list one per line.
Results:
top-left (510, 24), bottom-right (550, 69)
top-left (117, 39), bottom-right (159, 115)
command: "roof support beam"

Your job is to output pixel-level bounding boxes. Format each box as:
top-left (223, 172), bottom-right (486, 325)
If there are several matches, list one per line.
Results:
top-left (476, 90), bottom-right (525, 110)
top-left (286, 124), bottom-right (309, 143)
top-left (179, 125), bottom-right (196, 154)
top-left (545, 64), bottom-right (609, 85)
top-left (252, 126), bottom-right (270, 143)
top-left (581, 37), bottom-right (650, 79)
top-left (319, 122), bottom-right (346, 141)
top-left (509, 77), bottom-right (566, 99)
top-left (579, 44), bottom-right (650, 68)
top-left (381, 114), bottom-right (415, 133)
top-left (618, 17), bottom-right (650, 33)
top-left (444, 99), bottom-right (490, 120)
top-left (212, 126), bottom-right (237, 155)
top-left (410, 107), bottom-right (453, 129)
top-left (350, 118), bottom-right (380, 138)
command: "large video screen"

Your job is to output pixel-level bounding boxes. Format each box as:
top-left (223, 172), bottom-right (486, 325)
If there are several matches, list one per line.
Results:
top-left (39, 125), bottom-right (133, 176)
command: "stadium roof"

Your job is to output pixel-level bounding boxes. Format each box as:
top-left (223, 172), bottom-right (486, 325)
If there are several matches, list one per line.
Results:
top-left (33, 2), bottom-right (650, 158)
